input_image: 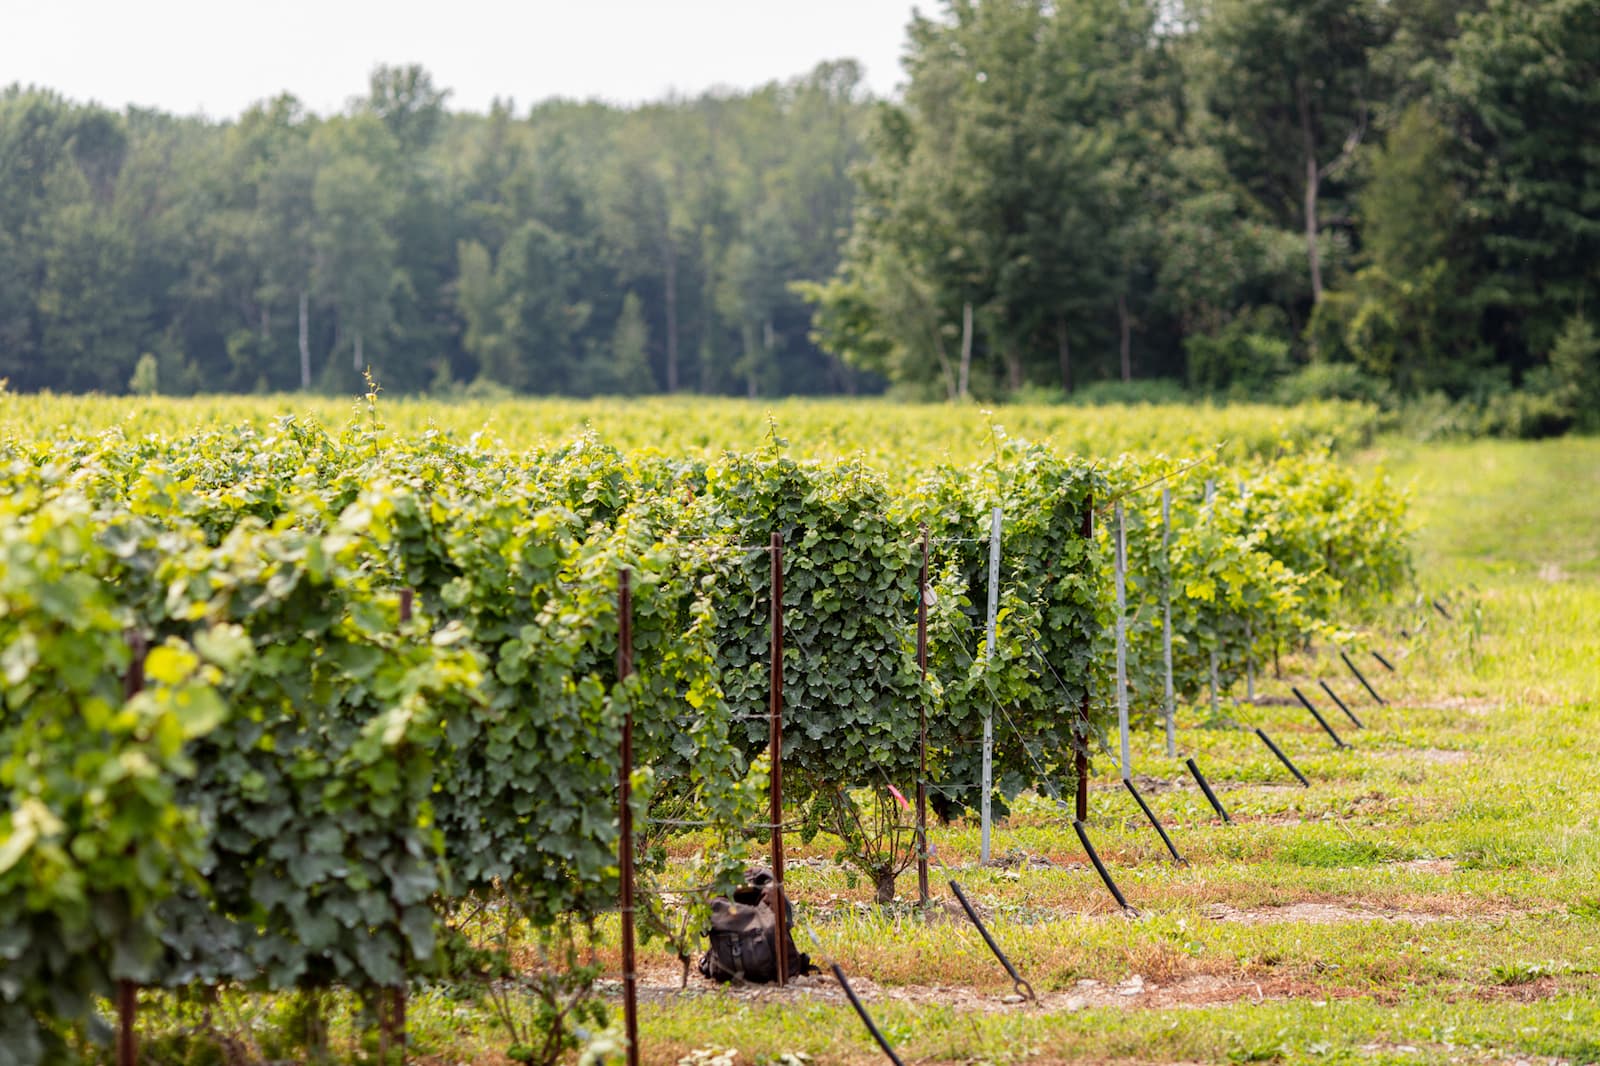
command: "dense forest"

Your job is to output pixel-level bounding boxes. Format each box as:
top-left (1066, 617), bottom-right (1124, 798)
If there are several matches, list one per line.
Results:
top-left (1, 0), bottom-right (1596, 425)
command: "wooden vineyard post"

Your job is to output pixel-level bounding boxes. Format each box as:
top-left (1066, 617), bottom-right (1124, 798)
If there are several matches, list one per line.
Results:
top-left (121, 630), bottom-right (146, 1066)
top-left (916, 525), bottom-right (931, 905)
top-left (769, 533), bottom-right (788, 987)
top-left (1075, 498), bottom-right (1092, 823)
top-left (981, 507), bottom-right (1001, 864)
top-left (1161, 487), bottom-right (1175, 758)
top-left (617, 570), bottom-right (640, 1066)
top-left (1114, 501), bottom-right (1130, 782)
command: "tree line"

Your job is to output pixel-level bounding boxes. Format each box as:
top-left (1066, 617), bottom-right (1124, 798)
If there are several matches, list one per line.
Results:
top-left (1, 0), bottom-right (1596, 421)
top-left (808, 0), bottom-right (1599, 427)
top-left (0, 62), bottom-right (870, 397)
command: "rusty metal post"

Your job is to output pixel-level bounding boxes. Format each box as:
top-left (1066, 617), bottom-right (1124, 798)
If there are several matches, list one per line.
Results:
top-left (617, 570), bottom-right (640, 1066)
top-left (1113, 501), bottom-right (1130, 781)
top-left (1161, 487), bottom-right (1175, 758)
top-left (769, 533), bottom-right (789, 987)
top-left (916, 526), bottom-right (931, 905)
top-left (117, 981), bottom-right (137, 1066)
top-left (1075, 499), bottom-right (1092, 822)
top-left (120, 631), bottom-right (146, 1066)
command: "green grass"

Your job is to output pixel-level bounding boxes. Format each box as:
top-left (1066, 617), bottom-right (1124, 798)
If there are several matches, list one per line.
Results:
top-left (116, 435), bottom-right (1600, 1064)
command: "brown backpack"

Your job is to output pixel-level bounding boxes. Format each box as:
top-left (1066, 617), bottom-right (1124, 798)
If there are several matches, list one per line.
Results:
top-left (697, 869), bottom-right (812, 983)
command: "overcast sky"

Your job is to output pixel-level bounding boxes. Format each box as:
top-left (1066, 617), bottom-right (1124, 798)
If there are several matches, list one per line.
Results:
top-left (3, 0), bottom-right (922, 119)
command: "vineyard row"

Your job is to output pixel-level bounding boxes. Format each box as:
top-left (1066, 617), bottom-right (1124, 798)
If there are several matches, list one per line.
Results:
top-left (0, 416), bottom-right (1410, 1062)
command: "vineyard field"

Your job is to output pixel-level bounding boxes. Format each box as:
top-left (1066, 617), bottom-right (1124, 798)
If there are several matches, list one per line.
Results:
top-left (1, 393), bottom-right (1595, 1066)
top-left (0, 392), bottom-right (1378, 464)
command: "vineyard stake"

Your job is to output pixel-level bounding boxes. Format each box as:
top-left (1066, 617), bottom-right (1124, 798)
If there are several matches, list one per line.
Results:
top-left (120, 630), bottom-right (146, 1066)
top-left (916, 526), bottom-right (931, 905)
top-left (1161, 487), bottom-right (1175, 758)
top-left (1075, 498), bottom-right (1092, 822)
top-left (1122, 778), bottom-right (1185, 864)
top-left (1208, 650), bottom-right (1220, 719)
top-left (831, 963), bottom-right (905, 1066)
top-left (981, 506), bottom-right (1001, 865)
top-left (1072, 820), bottom-right (1135, 914)
top-left (1432, 598), bottom-right (1453, 621)
top-left (1114, 501), bottom-right (1131, 781)
top-left (1372, 650), bottom-right (1397, 673)
top-left (1204, 481), bottom-right (1219, 721)
top-left (1292, 687), bottom-right (1347, 748)
top-left (1184, 757), bottom-right (1231, 823)
top-left (769, 532), bottom-right (789, 986)
top-left (1238, 476), bottom-right (1254, 703)
top-left (1245, 621), bottom-right (1255, 702)
top-left (394, 591), bottom-right (413, 1058)
top-left (1253, 728), bottom-right (1310, 788)
top-left (1318, 680), bottom-right (1364, 729)
top-left (1339, 651), bottom-right (1387, 706)
top-left (617, 569), bottom-right (640, 1066)
top-left (948, 880), bottom-right (1036, 1000)
top-left (117, 980), bottom-right (137, 1066)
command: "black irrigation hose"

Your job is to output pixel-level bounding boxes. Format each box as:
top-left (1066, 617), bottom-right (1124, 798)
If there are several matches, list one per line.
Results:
top-left (948, 881), bottom-right (1037, 1001)
top-left (1121, 778), bottom-right (1186, 864)
top-left (1340, 652), bottom-right (1388, 706)
top-left (1433, 598), bottom-right (1454, 621)
top-left (831, 963), bottom-right (906, 1066)
top-left (1372, 650), bottom-right (1397, 673)
top-left (1185, 758), bottom-right (1231, 823)
top-left (1292, 687), bottom-right (1347, 749)
top-left (1253, 728), bottom-right (1310, 788)
top-left (1318, 680), bottom-right (1364, 729)
top-left (1072, 820), bottom-right (1136, 915)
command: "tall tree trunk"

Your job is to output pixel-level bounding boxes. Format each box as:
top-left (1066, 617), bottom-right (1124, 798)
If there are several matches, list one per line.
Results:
top-left (1057, 318), bottom-right (1072, 393)
top-left (957, 301), bottom-right (974, 400)
top-left (1005, 350), bottom-right (1023, 392)
top-left (1118, 294), bottom-right (1133, 382)
top-left (662, 235), bottom-right (679, 393)
top-left (352, 329), bottom-right (364, 373)
top-left (1297, 83), bottom-right (1324, 305)
top-left (298, 290), bottom-right (311, 390)
top-left (260, 304), bottom-right (270, 347)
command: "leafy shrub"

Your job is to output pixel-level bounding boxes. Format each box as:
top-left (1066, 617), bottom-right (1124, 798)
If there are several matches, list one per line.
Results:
top-left (1274, 362), bottom-right (1393, 408)
top-left (1185, 307), bottom-right (1293, 397)
top-left (1065, 378), bottom-right (1191, 406)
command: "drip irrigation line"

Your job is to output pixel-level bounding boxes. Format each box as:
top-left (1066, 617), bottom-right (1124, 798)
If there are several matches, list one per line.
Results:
top-left (643, 818), bottom-right (808, 832)
top-left (949, 627), bottom-right (1099, 766)
top-left (945, 630), bottom-right (1097, 794)
top-left (1019, 632), bottom-right (1122, 765)
top-left (634, 884), bottom-right (721, 897)
top-left (1093, 446), bottom-right (1227, 515)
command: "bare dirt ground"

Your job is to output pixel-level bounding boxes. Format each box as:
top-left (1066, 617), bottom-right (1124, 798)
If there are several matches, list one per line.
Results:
top-left (621, 961), bottom-right (1586, 1015)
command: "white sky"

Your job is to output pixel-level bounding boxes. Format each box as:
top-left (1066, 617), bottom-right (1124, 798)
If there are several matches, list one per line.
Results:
top-left (2, 0), bottom-right (923, 119)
